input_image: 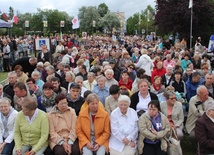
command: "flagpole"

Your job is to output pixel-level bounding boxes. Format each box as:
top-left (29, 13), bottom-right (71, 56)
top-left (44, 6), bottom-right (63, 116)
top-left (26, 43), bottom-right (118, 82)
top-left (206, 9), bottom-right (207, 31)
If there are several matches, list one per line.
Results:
top-left (190, 1), bottom-right (193, 49)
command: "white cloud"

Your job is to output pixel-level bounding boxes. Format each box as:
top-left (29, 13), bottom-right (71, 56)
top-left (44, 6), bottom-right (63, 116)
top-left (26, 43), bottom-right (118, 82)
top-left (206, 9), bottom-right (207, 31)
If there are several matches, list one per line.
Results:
top-left (1, 0), bottom-right (155, 19)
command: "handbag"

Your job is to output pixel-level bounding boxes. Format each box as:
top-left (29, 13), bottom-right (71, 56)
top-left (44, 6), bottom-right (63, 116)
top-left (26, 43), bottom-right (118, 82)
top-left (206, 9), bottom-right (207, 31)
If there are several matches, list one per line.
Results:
top-left (167, 127), bottom-right (183, 155)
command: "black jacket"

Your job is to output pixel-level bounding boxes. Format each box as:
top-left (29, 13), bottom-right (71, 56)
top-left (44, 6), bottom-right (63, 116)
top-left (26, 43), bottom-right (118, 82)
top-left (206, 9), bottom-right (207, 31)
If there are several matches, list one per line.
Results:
top-left (130, 91), bottom-right (158, 111)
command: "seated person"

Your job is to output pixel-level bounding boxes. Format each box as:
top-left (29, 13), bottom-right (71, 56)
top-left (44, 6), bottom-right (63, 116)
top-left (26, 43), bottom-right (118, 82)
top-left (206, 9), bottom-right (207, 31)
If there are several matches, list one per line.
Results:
top-left (48, 94), bottom-right (80, 155)
top-left (13, 97), bottom-right (49, 155)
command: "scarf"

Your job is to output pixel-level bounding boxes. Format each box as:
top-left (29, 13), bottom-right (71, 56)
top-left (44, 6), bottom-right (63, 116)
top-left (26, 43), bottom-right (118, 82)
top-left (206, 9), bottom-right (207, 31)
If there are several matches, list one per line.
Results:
top-left (153, 83), bottom-right (162, 91)
top-left (41, 92), bottom-right (57, 107)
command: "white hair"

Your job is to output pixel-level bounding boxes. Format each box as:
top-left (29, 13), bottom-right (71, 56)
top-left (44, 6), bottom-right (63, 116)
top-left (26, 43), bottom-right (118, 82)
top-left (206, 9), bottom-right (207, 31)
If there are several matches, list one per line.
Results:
top-left (118, 95), bottom-right (131, 106)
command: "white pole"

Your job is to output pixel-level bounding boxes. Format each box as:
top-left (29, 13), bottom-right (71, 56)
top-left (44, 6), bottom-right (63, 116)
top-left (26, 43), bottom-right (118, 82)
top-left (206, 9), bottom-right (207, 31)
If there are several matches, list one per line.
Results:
top-left (190, 1), bottom-right (193, 49)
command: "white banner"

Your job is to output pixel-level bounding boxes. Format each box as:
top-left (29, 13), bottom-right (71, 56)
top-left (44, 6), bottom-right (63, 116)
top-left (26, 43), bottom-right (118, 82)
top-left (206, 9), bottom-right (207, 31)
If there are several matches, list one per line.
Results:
top-left (72, 16), bottom-right (80, 29)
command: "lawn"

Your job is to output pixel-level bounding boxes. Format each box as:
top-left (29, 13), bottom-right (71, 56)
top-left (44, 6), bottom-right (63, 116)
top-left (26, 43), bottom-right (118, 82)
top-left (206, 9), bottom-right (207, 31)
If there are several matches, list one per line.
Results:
top-left (0, 72), bottom-right (8, 84)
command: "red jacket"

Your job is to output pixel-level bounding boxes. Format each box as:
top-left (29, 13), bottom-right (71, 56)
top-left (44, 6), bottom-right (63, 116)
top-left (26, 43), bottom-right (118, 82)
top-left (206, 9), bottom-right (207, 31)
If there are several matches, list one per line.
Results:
top-left (118, 78), bottom-right (133, 90)
top-left (151, 68), bottom-right (166, 82)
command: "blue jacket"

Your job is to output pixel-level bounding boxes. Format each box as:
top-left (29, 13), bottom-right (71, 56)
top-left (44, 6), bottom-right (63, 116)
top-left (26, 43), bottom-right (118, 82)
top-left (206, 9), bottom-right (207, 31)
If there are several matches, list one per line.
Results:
top-left (92, 85), bottom-right (109, 106)
top-left (186, 78), bottom-right (202, 101)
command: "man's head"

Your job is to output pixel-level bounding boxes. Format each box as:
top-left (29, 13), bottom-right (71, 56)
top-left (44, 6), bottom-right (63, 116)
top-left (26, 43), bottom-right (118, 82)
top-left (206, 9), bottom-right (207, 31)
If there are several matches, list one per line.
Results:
top-left (8, 71), bottom-right (17, 85)
top-left (109, 84), bottom-right (120, 100)
top-left (29, 57), bottom-right (38, 66)
top-left (191, 72), bottom-right (201, 83)
top-left (69, 83), bottom-right (81, 100)
top-left (166, 65), bottom-right (173, 76)
top-left (205, 73), bottom-right (214, 86)
top-left (197, 85), bottom-right (209, 102)
top-left (50, 77), bottom-right (60, 91)
top-left (13, 82), bottom-right (27, 98)
top-left (87, 72), bottom-right (95, 83)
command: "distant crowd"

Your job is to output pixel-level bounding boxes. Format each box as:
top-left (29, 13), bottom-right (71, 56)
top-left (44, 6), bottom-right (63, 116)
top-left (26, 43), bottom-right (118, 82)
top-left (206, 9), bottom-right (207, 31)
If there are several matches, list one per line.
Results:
top-left (0, 33), bottom-right (213, 155)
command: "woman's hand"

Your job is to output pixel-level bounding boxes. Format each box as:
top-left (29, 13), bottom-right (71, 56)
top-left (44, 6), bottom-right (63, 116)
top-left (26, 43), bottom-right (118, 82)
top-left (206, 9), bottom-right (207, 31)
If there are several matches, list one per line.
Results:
top-left (92, 143), bottom-right (99, 152)
top-left (62, 142), bottom-right (71, 154)
top-left (16, 150), bottom-right (22, 155)
top-left (86, 142), bottom-right (93, 150)
top-left (129, 141), bottom-right (136, 148)
top-left (122, 138), bottom-right (130, 145)
top-left (151, 128), bottom-right (157, 135)
top-left (28, 150), bottom-right (35, 155)
top-left (0, 142), bottom-right (6, 153)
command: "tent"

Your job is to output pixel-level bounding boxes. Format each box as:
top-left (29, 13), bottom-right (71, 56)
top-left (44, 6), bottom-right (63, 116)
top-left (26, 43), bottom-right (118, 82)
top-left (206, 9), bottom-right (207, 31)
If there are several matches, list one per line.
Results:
top-left (0, 19), bottom-right (11, 28)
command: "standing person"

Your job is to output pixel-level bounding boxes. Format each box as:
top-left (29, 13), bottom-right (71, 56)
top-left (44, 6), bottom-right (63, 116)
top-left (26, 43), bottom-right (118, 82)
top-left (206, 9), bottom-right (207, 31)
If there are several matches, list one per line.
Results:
top-left (37, 44), bottom-right (50, 63)
top-left (12, 57), bottom-right (37, 77)
top-left (13, 97), bottom-right (49, 155)
top-left (0, 97), bottom-right (18, 155)
top-left (138, 100), bottom-right (170, 155)
top-left (76, 93), bottom-right (110, 155)
top-left (2, 39), bottom-right (10, 72)
top-left (109, 95), bottom-right (138, 155)
top-left (48, 94), bottom-right (80, 155)
top-left (195, 101), bottom-right (214, 154)
top-left (135, 49), bottom-right (154, 77)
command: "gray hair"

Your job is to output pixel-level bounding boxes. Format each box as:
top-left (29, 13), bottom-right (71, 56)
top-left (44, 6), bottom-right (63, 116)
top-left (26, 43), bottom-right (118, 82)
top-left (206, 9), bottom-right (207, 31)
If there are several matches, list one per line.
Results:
top-left (96, 75), bottom-right (106, 82)
top-left (37, 62), bottom-right (44, 67)
top-left (204, 100), bottom-right (214, 113)
top-left (75, 76), bottom-right (83, 82)
top-left (0, 97), bottom-right (11, 106)
top-left (104, 68), bottom-right (114, 75)
top-left (196, 85), bottom-right (208, 95)
top-left (118, 95), bottom-right (131, 106)
top-left (66, 71), bottom-right (75, 80)
top-left (86, 93), bottom-right (99, 104)
top-left (165, 90), bottom-right (176, 100)
top-left (8, 71), bottom-right (17, 78)
top-left (46, 65), bottom-right (55, 72)
top-left (32, 70), bottom-right (41, 78)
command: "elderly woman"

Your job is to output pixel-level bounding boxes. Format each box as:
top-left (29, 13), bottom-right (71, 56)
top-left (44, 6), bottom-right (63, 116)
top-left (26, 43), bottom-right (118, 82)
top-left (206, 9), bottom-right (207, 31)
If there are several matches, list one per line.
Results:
top-left (150, 76), bottom-right (165, 95)
top-left (31, 70), bottom-right (44, 91)
top-left (48, 94), bottom-right (80, 155)
top-left (160, 90), bottom-right (184, 140)
top-left (92, 75), bottom-right (109, 106)
top-left (195, 101), bottom-right (214, 154)
top-left (13, 97), bottom-right (49, 155)
top-left (0, 98), bottom-right (18, 155)
top-left (138, 100), bottom-right (170, 155)
top-left (130, 79), bottom-right (158, 116)
top-left (37, 82), bottom-right (57, 112)
top-left (76, 93), bottom-right (110, 155)
top-left (109, 95), bottom-right (138, 155)
top-left (135, 49), bottom-right (154, 77)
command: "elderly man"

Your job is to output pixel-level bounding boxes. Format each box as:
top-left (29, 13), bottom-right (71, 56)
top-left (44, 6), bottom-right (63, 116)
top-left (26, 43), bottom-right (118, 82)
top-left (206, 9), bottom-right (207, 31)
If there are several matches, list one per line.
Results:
top-left (82, 72), bottom-right (97, 91)
top-left (203, 73), bottom-right (214, 98)
top-left (3, 71), bottom-right (17, 104)
top-left (185, 85), bottom-right (213, 150)
top-left (161, 65), bottom-right (174, 87)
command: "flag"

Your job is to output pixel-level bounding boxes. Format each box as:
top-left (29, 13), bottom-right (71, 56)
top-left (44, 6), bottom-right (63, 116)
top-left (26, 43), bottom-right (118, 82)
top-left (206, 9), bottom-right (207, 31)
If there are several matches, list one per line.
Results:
top-left (72, 16), bottom-right (80, 29)
top-left (2, 13), bottom-right (8, 21)
top-left (189, 0), bottom-right (193, 8)
top-left (12, 13), bottom-right (18, 24)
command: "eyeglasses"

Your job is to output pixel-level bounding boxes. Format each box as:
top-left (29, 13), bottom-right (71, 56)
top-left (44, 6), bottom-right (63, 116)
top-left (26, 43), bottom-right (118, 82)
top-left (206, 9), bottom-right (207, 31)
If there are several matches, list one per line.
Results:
top-left (129, 67), bottom-right (134, 70)
top-left (169, 97), bottom-right (176, 100)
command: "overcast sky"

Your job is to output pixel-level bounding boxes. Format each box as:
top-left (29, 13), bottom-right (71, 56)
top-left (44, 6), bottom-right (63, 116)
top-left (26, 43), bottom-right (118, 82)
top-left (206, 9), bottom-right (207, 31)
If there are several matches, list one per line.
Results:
top-left (1, 0), bottom-right (155, 19)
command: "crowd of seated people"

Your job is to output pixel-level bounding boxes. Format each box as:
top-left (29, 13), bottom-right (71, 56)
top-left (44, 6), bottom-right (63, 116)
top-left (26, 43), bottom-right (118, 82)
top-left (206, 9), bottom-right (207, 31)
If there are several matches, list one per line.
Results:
top-left (0, 34), bottom-right (214, 155)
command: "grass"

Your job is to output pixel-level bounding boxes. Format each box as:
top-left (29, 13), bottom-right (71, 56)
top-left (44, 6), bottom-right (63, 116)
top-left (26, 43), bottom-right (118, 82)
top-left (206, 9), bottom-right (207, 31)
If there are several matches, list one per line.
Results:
top-left (0, 72), bottom-right (8, 83)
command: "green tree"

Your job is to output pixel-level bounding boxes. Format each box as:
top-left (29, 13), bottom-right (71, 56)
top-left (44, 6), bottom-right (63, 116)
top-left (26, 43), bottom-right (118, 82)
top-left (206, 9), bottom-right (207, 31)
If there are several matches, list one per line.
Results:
top-left (98, 12), bottom-right (120, 34)
top-left (78, 6), bottom-right (100, 34)
top-left (98, 3), bottom-right (109, 17)
top-left (155, 0), bottom-right (214, 46)
top-left (8, 6), bottom-right (14, 20)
